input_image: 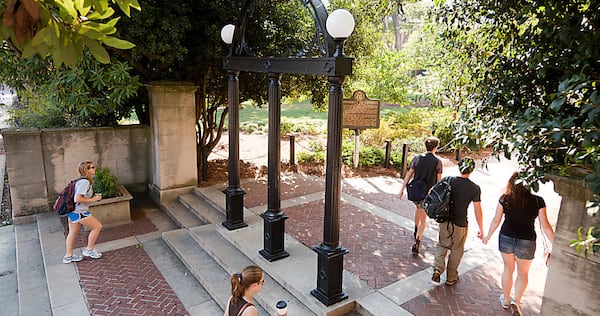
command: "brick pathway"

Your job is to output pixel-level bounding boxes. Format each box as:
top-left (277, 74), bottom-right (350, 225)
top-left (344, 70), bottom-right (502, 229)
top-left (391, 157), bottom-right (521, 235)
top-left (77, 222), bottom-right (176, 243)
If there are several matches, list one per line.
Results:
top-left (286, 199), bottom-right (433, 289)
top-left (77, 245), bottom-right (188, 316)
top-left (241, 173), bottom-right (549, 315)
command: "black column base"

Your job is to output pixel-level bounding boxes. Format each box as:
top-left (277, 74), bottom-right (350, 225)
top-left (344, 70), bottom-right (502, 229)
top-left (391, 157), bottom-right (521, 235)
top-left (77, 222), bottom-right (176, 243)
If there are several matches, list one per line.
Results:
top-left (222, 187), bottom-right (247, 230)
top-left (259, 211), bottom-right (290, 262)
top-left (310, 244), bottom-right (349, 306)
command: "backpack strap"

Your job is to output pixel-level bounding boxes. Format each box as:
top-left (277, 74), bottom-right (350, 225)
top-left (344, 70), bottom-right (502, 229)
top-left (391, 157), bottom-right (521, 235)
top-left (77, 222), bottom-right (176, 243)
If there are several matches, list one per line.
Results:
top-left (445, 176), bottom-right (455, 238)
top-left (72, 176), bottom-right (88, 205)
top-left (237, 302), bottom-right (253, 316)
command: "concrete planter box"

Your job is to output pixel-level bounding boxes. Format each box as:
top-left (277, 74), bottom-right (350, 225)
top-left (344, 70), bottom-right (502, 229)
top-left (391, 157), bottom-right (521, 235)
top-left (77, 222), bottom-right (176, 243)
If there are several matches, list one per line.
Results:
top-left (89, 185), bottom-right (133, 228)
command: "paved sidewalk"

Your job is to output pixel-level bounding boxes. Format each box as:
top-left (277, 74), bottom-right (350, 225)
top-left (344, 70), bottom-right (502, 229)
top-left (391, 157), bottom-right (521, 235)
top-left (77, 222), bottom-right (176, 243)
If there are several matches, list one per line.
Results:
top-left (3, 155), bottom-right (559, 315)
top-left (240, 157), bottom-right (557, 315)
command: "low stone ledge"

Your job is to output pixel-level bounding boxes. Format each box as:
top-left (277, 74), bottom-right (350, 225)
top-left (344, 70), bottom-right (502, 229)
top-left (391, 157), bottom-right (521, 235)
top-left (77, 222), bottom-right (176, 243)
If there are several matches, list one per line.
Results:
top-left (89, 185), bottom-right (133, 228)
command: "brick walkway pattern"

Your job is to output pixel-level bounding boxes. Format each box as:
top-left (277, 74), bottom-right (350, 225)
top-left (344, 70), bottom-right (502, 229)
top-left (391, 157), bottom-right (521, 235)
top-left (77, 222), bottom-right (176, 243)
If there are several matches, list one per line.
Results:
top-left (241, 174), bottom-right (546, 315)
top-left (77, 245), bottom-right (188, 316)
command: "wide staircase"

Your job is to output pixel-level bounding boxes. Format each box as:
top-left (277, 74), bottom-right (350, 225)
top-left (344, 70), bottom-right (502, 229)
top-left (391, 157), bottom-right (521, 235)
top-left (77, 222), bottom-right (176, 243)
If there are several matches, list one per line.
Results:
top-left (159, 185), bottom-right (374, 316)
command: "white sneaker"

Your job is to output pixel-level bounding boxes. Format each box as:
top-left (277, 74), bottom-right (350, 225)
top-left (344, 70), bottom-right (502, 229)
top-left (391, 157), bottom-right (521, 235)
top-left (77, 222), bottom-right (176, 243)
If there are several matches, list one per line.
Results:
top-left (82, 248), bottom-right (102, 259)
top-left (63, 254), bottom-right (83, 264)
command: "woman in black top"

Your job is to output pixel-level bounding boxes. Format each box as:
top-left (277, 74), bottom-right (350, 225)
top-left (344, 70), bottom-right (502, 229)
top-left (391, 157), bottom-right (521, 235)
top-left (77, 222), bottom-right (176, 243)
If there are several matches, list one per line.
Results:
top-left (224, 265), bottom-right (264, 316)
top-left (483, 172), bottom-right (554, 316)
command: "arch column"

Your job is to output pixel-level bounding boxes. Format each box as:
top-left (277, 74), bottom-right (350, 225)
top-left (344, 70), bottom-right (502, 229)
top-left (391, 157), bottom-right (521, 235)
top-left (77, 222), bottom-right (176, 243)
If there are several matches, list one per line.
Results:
top-left (259, 72), bottom-right (289, 261)
top-left (222, 70), bottom-right (247, 230)
top-left (311, 75), bottom-right (349, 306)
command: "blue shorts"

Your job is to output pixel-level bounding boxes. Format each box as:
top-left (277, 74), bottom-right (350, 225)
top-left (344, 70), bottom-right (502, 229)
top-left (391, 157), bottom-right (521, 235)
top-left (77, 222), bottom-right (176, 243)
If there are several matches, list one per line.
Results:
top-left (67, 211), bottom-right (91, 223)
top-left (498, 233), bottom-right (536, 260)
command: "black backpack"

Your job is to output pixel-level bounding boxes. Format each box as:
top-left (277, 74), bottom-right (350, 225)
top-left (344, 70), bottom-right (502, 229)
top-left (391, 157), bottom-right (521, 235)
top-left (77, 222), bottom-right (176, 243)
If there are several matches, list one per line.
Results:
top-left (407, 153), bottom-right (439, 201)
top-left (407, 178), bottom-right (428, 201)
top-left (53, 177), bottom-right (85, 215)
top-left (422, 176), bottom-right (453, 223)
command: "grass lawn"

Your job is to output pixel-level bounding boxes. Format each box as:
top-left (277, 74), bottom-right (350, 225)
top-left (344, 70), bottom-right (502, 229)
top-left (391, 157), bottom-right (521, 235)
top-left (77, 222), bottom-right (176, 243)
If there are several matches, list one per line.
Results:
top-left (236, 101), bottom-right (329, 134)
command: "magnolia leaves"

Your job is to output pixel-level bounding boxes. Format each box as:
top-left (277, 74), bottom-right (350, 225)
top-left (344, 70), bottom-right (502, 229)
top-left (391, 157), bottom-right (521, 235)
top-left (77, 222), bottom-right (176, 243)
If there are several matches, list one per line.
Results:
top-left (1, 0), bottom-right (140, 67)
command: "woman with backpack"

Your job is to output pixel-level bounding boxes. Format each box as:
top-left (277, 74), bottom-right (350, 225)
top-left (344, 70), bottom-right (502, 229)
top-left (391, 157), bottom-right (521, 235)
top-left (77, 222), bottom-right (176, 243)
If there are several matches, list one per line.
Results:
top-left (63, 161), bottom-right (104, 263)
top-left (482, 171), bottom-right (554, 316)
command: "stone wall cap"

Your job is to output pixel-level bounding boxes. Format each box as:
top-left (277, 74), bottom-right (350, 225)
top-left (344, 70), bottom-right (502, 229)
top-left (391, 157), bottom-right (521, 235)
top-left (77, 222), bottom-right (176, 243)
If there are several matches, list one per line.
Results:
top-left (0, 127), bottom-right (41, 135)
top-left (146, 81), bottom-right (198, 90)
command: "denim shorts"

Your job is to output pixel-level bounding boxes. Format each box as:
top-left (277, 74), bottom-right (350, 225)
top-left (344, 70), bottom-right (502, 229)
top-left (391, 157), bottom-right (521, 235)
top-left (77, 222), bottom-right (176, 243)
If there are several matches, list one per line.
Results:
top-left (67, 211), bottom-right (91, 223)
top-left (498, 233), bottom-right (536, 260)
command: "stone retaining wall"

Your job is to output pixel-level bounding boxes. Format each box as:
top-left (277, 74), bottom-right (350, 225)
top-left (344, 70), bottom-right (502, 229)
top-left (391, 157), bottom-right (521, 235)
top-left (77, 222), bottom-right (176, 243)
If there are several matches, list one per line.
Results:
top-left (1, 125), bottom-right (149, 218)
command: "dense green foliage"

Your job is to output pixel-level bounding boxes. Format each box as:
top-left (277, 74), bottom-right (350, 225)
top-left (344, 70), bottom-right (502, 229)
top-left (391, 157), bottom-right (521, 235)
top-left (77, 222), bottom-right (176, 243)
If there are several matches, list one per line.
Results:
top-left (93, 167), bottom-right (119, 199)
top-left (275, 104), bottom-right (455, 169)
top-left (434, 0), bottom-right (600, 198)
top-left (0, 46), bottom-right (141, 127)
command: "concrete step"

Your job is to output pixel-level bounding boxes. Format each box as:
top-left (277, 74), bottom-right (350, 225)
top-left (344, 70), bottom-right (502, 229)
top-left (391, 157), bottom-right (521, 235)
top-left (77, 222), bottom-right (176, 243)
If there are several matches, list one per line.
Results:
top-left (160, 198), bottom-right (205, 229)
top-left (161, 229), bottom-right (269, 315)
top-left (178, 185), bottom-right (375, 316)
top-left (200, 215), bottom-right (372, 316)
top-left (1, 225), bottom-right (19, 316)
top-left (178, 192), bottom-right (224, 225)
top-left (36, 213), bottom-right (90, 316)
top-left (193, 186), bottom-right (226, 214)
top-left (15, 221), bottom-right (51, 316)
top-left (141, 237), bottom-right (222, 315)
top-left (191, 224), bottom-right (317, 315)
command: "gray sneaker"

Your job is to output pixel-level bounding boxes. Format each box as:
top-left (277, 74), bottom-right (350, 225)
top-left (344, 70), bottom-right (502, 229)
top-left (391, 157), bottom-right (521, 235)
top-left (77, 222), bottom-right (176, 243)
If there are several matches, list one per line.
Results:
top-left (63, 254), bottom-right (83, 264)
top-left (510, 301), bottom-right (522, 316)
top-left (82, 248), bottom-right (102, 259)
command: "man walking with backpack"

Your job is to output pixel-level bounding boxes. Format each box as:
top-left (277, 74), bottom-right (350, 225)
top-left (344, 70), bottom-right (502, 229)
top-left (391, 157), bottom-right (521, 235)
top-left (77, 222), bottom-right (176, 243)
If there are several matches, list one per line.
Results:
top-left (432, 157), bottom-right (484, 286)
top-left (399, 136), bottom-right (443, 254)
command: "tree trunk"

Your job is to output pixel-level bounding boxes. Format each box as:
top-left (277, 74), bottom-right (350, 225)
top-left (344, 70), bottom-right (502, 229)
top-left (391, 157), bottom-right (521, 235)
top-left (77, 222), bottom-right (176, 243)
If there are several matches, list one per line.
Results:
top-left (195, 69), bottom-right (228, 182)
top-left (392, 11), bottom-right (403, 51)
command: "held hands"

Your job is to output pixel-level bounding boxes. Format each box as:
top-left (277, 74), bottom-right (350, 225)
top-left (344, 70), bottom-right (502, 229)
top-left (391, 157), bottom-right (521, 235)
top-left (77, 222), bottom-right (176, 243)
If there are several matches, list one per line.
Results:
top-left (476, 230), bottom-right (484, 240)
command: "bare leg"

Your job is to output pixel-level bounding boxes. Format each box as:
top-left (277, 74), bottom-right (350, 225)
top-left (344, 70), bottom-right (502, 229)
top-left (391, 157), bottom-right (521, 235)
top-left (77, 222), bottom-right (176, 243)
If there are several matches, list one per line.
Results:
top-left (415, 206), bottom-right (427, 240)
top-left (65, 221), bottom-right (81, 257)
top-left (413, 205), bottom-right (420, 237)
top-left (80, 216), bottom-right (102, 250)
top-left (500, 252), bottom-right (516, 301)
top-left (514, 257), bottom-right (533, 304)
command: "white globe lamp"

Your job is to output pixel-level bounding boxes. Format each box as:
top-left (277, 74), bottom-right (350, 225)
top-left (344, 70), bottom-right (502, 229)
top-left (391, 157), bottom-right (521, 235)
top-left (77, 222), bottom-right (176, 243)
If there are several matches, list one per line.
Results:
top-left (221, 24), bottom-right (235, 45)
top-left (326, 9), bottom-right (355, 39)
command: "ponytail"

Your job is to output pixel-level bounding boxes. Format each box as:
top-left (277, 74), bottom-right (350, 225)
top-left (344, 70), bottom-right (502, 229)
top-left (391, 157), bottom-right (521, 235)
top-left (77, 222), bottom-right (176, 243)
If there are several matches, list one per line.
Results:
top-left (229, 265), bottom-right (263, 306)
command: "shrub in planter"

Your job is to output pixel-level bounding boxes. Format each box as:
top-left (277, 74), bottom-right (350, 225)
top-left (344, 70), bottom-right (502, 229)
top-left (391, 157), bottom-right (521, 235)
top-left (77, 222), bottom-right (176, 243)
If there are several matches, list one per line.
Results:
top-left (93, 167), bottom-right (119, 198)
